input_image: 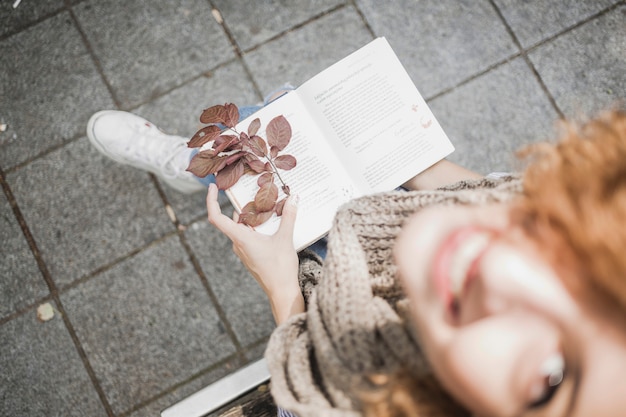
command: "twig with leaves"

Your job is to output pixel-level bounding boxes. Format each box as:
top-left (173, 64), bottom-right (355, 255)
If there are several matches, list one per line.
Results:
top-left (187, 103), bottom-right (297, 227)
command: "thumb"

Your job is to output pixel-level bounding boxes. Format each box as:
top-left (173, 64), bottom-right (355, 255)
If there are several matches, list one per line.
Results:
top-left (277, 194), bottom-right (299, 238)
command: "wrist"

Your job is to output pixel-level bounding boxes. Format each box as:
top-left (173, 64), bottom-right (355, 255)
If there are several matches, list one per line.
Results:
top-left (269, 285), bottom-right (305, 325)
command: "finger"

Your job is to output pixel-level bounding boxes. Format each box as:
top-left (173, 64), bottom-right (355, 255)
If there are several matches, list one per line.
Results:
top-left (232, 210), bottom-right (240, 223)
top-left (277, 194), bottom-right (298, 239)
top-left (206, 183), bottom-right (240, 236)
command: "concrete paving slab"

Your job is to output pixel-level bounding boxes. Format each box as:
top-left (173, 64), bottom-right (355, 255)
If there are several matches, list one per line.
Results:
top-left (0, 192), bottom-right (49, 320)
top-left (73, 0), bottom-right (235, 109)
top-left (0, 12), bottom-right (115, 170)
top-left (0, 302), bottom-right (108, 417)
top-left (128, 355), bottom-right (243, 417)
top-left (0, 0), bottom-right (63, 38)
top-left (243, 340), bottom-right (269, 363)
top-left (243, 6), bottom-right (373, 93)
top-left (356, 0), bottom-right (517, 98)
top-left (528, 5), bottom-right (626, 118)
top-left (429, 57), bottom-right (558, 174)
top-left (185, 220), bottom-right (275, 347)
top-left (213, 0), bottom-right (343, 51)
top-left (6, 137), bottom-right (175, 288)
top-left (134, 62), bottom-right (260, 140)
top-left (494, 0), bottom-right (620, 48)
top-left (60, 236), bottom-right (237, 416)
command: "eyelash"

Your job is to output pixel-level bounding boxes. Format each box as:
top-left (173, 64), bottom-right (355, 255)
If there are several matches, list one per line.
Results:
top-left (528, 378), bottom-right (561, 409)
top-left (528, 355), bottom-right (566, 409)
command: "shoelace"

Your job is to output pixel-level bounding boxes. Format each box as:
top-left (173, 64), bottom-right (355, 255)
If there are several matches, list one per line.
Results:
top-left (124, 122), bottom-right (191, 180)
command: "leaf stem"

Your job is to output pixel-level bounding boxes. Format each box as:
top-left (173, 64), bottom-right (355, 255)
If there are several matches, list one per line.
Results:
top-left (231, 127), bottom-right (290, 194)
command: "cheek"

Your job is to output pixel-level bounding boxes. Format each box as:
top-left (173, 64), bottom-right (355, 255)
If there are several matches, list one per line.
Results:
top-left (426, 315), bottom-right (560, 416)
top-left (429, 321), bottom-right (519, 412)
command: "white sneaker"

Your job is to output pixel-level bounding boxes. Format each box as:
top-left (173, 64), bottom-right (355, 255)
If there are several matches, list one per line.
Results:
top-left (87, 110), bottom-right (205, 194)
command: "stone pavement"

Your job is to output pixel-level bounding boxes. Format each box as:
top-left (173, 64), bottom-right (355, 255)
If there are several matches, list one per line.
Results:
top-left (0, 0), bottom-right (624, 416)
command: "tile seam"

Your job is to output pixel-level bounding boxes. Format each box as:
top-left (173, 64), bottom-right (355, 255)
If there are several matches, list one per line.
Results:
top-left (148, 174), bottom-right (247, 357)
top-left (66, 4), bottom-right (122, 110)
top-left (0, 166), bottom-right (116, 417)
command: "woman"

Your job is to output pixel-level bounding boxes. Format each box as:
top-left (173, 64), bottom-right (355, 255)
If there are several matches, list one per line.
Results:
top-left (206, 108), bottom-right (626, 417)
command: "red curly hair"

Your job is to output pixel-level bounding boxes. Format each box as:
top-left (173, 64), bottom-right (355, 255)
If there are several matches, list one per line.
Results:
top-left (516, 108), bottom-right (626, 310)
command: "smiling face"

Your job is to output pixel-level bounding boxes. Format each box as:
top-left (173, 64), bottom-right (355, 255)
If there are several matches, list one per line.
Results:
top-left (394, 203), bottom-right (626, 417)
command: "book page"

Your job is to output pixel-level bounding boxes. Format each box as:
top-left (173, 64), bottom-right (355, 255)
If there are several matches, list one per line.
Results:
top-left (226, 92), bottom-right (360, 251)
top-left (298, 37), bottom-right (454, 193)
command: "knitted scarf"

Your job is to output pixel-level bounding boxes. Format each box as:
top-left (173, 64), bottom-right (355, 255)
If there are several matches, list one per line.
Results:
top-left (265, 176), bottom-right (523, 416)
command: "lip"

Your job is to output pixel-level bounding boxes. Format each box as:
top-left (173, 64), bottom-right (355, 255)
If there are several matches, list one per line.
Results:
top-left (432, 226), bottom-right (492, 321)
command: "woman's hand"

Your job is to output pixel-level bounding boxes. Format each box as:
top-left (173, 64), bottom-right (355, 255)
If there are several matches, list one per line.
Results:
top-left (206, 183), bottom-right (304, 324)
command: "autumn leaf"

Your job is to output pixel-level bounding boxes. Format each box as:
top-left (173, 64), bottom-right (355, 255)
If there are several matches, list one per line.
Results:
top-left (187, 151), bottom-right (228, 177)
top-left (274, 154), bottom-right (297, 170)
top-left (200, 105), bottom-right (227, 124)
top-left (239, 201), bottom-right (274, 227)
top-left (225, 152), bottom-right (245, 165)
top-left (275, 198), bottom-right (286, 216)
top-left (249, 135), bottom-right (267, 157)
top-left (247, 158), bottom-right (266, 173)
top-left (188, 125), bottom-right (221, 148)
top-left (270, 146), bottom-right (279, 158)
top-left (266, 115), bottom-right (292, 151)
top-left (213, 135), bottom-right (238, 154)
top-left (248, 118), bottom-right (261, 136)
top-left (255, 182), bottom-right (278, 212)
top-left (257, 172), bottom-right (273, 187)
top-left (215, 160), bottom-right (245, 189)
top-left (223, 103), bottom-right (239, 128)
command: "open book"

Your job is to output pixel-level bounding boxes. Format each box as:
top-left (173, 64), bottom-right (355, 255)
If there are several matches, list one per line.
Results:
top-left (225, 37), bottom-right (454, 251)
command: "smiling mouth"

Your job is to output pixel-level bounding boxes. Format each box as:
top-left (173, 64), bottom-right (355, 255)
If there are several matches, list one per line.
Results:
top-left (433, 227), bottom-right (493, 318)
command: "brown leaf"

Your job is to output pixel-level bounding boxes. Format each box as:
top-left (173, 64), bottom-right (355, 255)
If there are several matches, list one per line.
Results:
top-left (187, 151), bottom-right (228, 177)
top-left (248, 118), bottom-right (261, 136)
top-left (249, 135), bottom-right (268, 157)
top-left (270, 145), bottom-right (279, 159)
top-left (225, 152), bottom-right (245, 165)
top-left (255, 182), bottom-right (278, 212)
top-left (273, 154), bottom-right (297, 170)
top-left (188, 125), bottom-right (221, 148)
top-left (200, 105), bottom-right (227, 124)
top-left (213, 135), bottom-right (238, 154)
top-left (247, 158), bottom-right (266, 173)
top-left (215, 160), bottom-right (244, 190)
top-left (275, 198), bottom-right (286, 216)
top-left (264, 162), bottom-right (273, 172)
top-left (239, 201), bottom-right (274, 227)
top-left (266, 115), bottom-right (292, 151)
top-left (282, 185), bottom-right (290, 195)
top-left (257, 172), bottom-right (273, 187)
top-left (224, 103), bottom-right (240, 128)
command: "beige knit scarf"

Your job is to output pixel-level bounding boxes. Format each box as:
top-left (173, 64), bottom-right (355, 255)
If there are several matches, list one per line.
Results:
top-left (265, 176), bottom-right (522, 417)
